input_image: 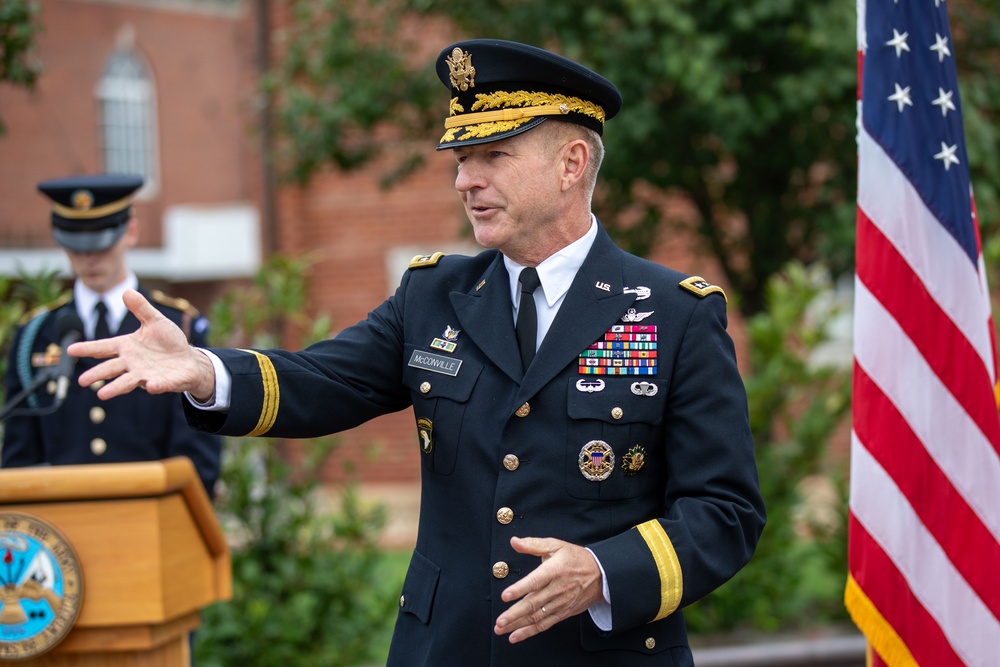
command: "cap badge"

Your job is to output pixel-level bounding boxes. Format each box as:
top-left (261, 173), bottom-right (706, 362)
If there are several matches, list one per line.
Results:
top-left (622, 445), bottom-right (647, 476)
top-left (579, 440), bottom-right (615, 481)
top-left (446, 47), bottom-right (476, 91)
top-left (70, 189), bottom-right (94, 211)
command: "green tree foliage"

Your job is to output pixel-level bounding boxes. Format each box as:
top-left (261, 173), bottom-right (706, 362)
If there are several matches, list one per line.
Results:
top-left (268, 0), bottom-right (1000, 317)
top-left (0, 0), bottom-right (43, 135)
top-left (685, 262), bottom-right (851, 632)
top-left (0, 270), bottom-right (69, 404)
top-left (194, 255), bottom-right (398, 667)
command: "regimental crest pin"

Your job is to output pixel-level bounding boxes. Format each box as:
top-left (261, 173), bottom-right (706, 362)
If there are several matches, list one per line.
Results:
top-left (579, 440), bottom-right (615, 481)
top-left (430, 325), bottom-right (461, 353)
top-left (622, 445), bottom-right (647, 476)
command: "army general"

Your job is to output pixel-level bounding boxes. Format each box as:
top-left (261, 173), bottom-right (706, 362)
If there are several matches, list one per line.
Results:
top-left (70, 40), bottom-right (766, 666)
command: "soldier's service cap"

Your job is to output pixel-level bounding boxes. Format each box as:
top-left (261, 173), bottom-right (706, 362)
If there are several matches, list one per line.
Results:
top-left (435, 39), bottom-right (622, 150)
top-left (37, 174), bottom-right (143, 252)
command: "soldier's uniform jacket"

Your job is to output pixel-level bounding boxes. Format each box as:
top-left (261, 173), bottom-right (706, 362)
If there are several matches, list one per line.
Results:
top-left (185, 226), bottom-right (765, 666)
top-left (2, 288), bottom-right (221, 497)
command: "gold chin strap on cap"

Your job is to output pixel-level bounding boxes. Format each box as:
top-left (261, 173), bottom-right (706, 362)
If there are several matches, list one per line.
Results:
top-left (444, 103), bottom-right (574, 129)
top-left (51, 196), bottom-right (132, 220)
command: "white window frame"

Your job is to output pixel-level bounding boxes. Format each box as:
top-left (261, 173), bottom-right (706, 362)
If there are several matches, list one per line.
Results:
top-left (95, 48), bottom-right (159, 199)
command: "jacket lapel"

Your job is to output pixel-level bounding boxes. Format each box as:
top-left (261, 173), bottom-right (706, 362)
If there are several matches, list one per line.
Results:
top-left (450, 254), bottom-right (523, 383)
top-left (517, 227), bottom-right (635, 403)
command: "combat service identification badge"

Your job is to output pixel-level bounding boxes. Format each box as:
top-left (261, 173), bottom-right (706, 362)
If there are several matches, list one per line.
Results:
top-left (0, 513), bottom-right (83, 660)
top-left (579, 440), bottom-right (615, 481)
top-left (417, 417), bottom-right (433, 454)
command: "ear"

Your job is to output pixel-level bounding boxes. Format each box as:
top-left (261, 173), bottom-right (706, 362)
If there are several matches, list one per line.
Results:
top-left (559, 139), bottom-right (590, 193)
top-left (123, 216), bottom-right (140, 248)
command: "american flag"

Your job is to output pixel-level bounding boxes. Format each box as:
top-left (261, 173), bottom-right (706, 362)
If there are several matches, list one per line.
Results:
top-left (847, 1), bottom-right (1000, 665)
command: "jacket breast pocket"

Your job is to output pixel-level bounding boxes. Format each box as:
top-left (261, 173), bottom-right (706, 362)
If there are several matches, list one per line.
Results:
top-left (403, 344), bottom-right (483, 475)
top-left (565, 378), bottom-right (668, 500)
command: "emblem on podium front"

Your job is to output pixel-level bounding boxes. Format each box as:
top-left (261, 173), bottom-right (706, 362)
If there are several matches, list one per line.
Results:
top-left (0, 513), bottom-right (83, 661)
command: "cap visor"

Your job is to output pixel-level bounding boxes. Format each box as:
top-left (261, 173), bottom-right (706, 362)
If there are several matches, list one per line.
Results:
top-left (53, 224), bottom-right (126, 253)
top-left (436, 117), bottom-right (547, 150)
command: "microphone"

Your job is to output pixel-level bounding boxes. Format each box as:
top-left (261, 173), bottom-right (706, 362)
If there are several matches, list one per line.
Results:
top-left (52, 310), bottom-right (84, 402)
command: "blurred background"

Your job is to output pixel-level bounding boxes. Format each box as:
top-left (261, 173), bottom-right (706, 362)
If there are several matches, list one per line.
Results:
top-left (1, 1), bottom-right (998, 665)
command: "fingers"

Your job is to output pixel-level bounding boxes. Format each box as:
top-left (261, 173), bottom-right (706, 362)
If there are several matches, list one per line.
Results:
top-left (95, 367), bottom-right (147, 401)
top-left (122, 288), bottom-right (161, 326)
top-left (510, 535), bottom-right (558, 558)
top-left (67, 338), bottom-right (121, 361)
top-left (74, 357), bottom-right (136, 400)
top-left (494, 537), bottom-right (605, 644)
top-left (494, 594), bottom-right (561, 643)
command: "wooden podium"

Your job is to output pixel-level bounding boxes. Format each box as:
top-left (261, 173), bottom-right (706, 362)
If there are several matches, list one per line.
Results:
top-left (0, 458), bottom-right (231, 666)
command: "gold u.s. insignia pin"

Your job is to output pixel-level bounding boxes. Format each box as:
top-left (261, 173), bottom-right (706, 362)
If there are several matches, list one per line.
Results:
top-left (446, 47), bottom-right (476, 91)
top-left (579, 440), bottom-right (615, 481)
top-left (622, 445), bottom-right (647, 476)
top-left (417, 417), bottom-right (433, 454)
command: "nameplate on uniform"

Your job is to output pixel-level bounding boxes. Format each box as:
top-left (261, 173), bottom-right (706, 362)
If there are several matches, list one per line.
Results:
top-left (408, 350), bottom-right (463, 376)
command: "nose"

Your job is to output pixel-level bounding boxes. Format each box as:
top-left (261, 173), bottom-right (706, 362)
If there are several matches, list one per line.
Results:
top-left (455, 158), bottom-right (485, 194)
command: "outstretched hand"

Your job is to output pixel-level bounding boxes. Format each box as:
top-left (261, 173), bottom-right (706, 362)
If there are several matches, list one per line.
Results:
top-left (493, 536), bottom-right (604, 644)
top-left (68, 288), bottom-right (217, 401)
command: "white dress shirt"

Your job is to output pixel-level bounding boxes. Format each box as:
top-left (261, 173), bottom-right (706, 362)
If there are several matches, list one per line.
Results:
top-left (75, 273), bottom-right (138, 339)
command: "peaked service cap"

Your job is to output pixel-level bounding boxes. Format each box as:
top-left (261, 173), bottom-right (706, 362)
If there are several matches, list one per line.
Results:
top-left (435, 39), bottom-right (622, 150)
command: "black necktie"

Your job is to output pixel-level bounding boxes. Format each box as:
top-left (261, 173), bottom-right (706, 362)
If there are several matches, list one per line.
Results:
top-left (516, 268), bottom-right (541, 372)
top-left (93, 301), bottom-right (111, 340)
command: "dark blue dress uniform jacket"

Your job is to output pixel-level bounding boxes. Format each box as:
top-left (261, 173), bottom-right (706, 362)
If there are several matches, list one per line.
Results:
top-left (185, 227), bottom-right (765, 666)
top-left (2, 289), bottom-right (222, 497)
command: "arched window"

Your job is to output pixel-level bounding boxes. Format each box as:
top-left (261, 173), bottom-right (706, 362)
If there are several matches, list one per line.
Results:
top-left (96, 47), bottom-right (158, 195)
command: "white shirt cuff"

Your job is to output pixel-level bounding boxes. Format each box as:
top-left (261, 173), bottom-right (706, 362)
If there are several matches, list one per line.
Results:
top-left (585, 547), bottom-right (613, 631)
top-left (183, 349), bottom-right (232, 411)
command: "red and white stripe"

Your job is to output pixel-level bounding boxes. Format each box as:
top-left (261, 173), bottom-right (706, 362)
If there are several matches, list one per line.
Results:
top-left (847, 4), bottom-right (1000, 666)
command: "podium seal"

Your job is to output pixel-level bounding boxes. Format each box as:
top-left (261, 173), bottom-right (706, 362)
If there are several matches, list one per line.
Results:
top-left (0, 513), bottom-right (83, 661)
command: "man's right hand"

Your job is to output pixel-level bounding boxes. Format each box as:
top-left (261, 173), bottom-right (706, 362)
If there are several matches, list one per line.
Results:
top-left (68, 288), bottom-right (217, 402)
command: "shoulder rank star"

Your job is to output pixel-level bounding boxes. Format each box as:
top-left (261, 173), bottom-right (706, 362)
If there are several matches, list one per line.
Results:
top-left (679, 276), bottom-right (727, 302)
